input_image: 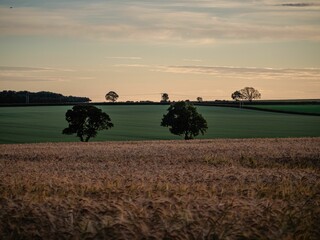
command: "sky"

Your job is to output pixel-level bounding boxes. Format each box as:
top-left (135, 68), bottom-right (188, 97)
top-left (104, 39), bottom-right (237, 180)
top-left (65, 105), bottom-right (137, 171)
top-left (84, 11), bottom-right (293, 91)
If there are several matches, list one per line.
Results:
top-left (0, 0), bottom-right (320, 102)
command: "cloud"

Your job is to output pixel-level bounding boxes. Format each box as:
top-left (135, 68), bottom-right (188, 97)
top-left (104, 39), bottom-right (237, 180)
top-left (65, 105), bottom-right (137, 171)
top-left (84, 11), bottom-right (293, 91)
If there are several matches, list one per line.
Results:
top-left (106, 57), bottom-right (142, 60)
top-left (183, 59), bottom-right (203, 62)
top-left (152, 65), bottom-right (320, 81)
top-left (0, 1), bottom-right (320, 44)
top-left (111, 63), bottom-right (320, 82)
top-left (281, 3), bottom-right (320, 7)
top-left (0, 66), bottom-right (52, 72)
top-left (0, 74), bottom-right (93, 82)
top-left (113, 64), bottom-right (149, 68)
top-left (0, 65), bottom-right (77, 82)
top-left (0, 76), bottom-right (63, 82)
top-left (0, 66), bottom-right (74, 72)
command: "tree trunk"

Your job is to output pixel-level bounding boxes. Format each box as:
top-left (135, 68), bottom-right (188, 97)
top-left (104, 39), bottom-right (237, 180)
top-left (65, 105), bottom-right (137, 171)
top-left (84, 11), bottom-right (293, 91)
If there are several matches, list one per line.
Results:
top-left (184, 132), bottom-right (192, 140)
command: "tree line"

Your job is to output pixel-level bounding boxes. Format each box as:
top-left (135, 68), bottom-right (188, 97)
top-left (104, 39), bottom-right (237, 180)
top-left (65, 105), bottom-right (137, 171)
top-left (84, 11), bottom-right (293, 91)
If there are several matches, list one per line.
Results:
top-left (0, 90), bottom-right (91, 104)
top-left (106, 87), bottom-right (261, 103)
top-left (1, 87), bottom-right (260, 104)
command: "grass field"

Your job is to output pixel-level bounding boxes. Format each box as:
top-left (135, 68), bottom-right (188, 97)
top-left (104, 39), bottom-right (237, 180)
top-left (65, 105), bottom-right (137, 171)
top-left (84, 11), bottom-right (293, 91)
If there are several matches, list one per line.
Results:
top-left (248, 104), bottom-right (320, 115)
top-left (0, 138), bottom-right (319, 239)
top-left (0, 105), bottom-right (320, 144)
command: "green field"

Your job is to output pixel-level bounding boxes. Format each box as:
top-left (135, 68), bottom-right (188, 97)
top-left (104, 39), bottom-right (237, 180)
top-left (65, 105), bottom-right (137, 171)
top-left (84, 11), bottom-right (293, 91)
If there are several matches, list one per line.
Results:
top-left (0, 105), bottom-right (320, 143)
top-left (248, 104), bottom-right (320, 114)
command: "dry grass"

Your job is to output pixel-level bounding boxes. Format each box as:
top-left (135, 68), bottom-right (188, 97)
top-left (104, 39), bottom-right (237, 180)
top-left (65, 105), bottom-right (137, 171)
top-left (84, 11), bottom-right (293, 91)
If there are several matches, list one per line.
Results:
top-left (0, 138), bottom-right (320, 239)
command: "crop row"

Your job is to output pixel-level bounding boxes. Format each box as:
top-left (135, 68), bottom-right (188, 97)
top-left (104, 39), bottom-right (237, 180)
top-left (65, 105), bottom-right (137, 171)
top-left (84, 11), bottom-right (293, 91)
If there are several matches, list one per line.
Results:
top-left (0, 138), bottom-right (319, 239)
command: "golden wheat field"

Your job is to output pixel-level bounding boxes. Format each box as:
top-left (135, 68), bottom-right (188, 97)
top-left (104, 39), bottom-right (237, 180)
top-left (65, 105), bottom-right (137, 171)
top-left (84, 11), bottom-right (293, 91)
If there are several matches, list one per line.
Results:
top-left (0, 138), bottom-right (320, 239)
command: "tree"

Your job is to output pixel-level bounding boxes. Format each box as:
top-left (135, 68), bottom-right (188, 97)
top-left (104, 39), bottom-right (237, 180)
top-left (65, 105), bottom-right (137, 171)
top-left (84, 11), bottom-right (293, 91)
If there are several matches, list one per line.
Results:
top-left (105, 91), bottom-right (119, 102)
top-left (239, 87), bottom-right (261, 101)
top-left (161, 93), bottom-right (169, 102)
top-left (231, 91), bottom-right (242, 101)
top-left (161, 101), bottom-right (208, 140)
top-left (62, 105), bottom-right (113, 142)
top-left (197, 97), bottom-right (203, 102)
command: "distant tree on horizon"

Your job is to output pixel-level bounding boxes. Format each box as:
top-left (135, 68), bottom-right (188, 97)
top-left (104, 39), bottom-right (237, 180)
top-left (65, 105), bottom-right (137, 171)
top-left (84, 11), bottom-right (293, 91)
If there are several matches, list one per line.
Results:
top-left (161, 93), bottom-right (169, 103)
top-left (197, 97), bottom-right (203, 102)
top-left (62, 105), bottom-right (113, 142)
top-left (231, 91), bottom-right (242, 101)
top-left (161, 101), bottom-right (208, 140)
top-left (240, 87), bottom-right (261, 101)
top-left (105, 91), bottom-right (119, 102)
top-left (231, 87), bottom-right (261, 102)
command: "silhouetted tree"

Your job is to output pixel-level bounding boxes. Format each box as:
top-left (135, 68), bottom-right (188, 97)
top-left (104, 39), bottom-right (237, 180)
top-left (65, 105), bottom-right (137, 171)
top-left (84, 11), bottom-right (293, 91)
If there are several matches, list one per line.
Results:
top-left (239, 87), bottom-right (261, 101)
top-left (197, 97), bottom-right (203, 102)
top-left (161, 93), bottom-right (169, 102)
top-left (62, 105), bottom-right (113, 142)
top-left (161, 101), bottom-right (208, 140)
top-left (105, 91), bottom-right (119, 102)
top-left (231, 91), bottom-right (242, 101)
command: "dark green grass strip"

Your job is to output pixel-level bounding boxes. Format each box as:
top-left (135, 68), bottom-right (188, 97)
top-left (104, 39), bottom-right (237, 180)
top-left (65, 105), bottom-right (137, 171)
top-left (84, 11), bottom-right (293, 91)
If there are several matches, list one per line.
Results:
top-left (245, 104), bottom-right (320, 116)
top-left (0, 105), bottom-right (319, 144)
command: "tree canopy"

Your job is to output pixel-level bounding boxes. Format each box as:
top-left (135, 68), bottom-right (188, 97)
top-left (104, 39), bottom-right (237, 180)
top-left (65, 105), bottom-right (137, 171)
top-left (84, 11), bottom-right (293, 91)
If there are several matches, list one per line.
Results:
top-left (161, 101), bottom-right (208, 140)
top-left (161, 93), bottom-right (169, 102)
top-left (231, 87), bottom-right (261, 101)
top-left (105, 91), bottom-right (119, 102)
top-left (231, 91), bottom-right (242, 101)
top-left (239, 87), bottom-right (261, 101)
top-left (197, 97), bottom-right (203, 102)
top-left (62, 105), bottom-right (113, 142)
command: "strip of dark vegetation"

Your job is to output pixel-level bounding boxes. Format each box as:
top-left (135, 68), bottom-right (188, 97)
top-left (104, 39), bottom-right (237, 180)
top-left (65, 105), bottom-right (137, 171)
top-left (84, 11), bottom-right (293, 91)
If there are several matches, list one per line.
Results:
top-left (197, 100), bottom-right (320, 106)
top-left (241, 106), bottom-right (320, 116)
top-left (0, 101), bottom-right (172, 107)
top-left (196, 101), bottom-right (320, 116)
top-left (0, 90), bottom-right (91, 104)
top-left (2, 99), bottom-right (320, 107)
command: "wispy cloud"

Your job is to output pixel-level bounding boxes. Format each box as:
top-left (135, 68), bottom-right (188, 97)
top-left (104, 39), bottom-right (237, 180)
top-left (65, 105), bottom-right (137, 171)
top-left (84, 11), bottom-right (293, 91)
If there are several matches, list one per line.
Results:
top-left (0, 66), bottom-right (74, 72)
top-left (155, 65), bottom-right (320, 81)
top-left (0, 1), bottom-right (319, 44)
top-left (280, 3), bottom-right (320, 7)
top-left (0, 66), bottom-right (52, 72)
top-left (0, 75), bottom-right (64, 82)
top-left (0, 65), bottom-right (78, 82)
top-left (183, 59), bottom-right (203, 62)
top-left (110, 63), bottom-right (320, 82)
top-left (113, 64), bottom-right (149, 68)
top-left (106, 57), bottom-right (142, 60)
